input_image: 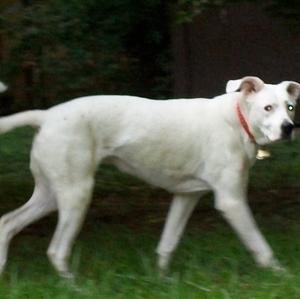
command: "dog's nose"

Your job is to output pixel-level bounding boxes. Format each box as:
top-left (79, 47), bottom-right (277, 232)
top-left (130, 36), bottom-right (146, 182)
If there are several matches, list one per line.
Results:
top-left (281, 121), bottom-right (295, 139)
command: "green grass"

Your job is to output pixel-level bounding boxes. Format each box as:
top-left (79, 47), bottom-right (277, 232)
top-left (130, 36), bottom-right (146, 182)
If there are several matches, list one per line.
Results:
top-left (1, 128), bottom-right (300, 298)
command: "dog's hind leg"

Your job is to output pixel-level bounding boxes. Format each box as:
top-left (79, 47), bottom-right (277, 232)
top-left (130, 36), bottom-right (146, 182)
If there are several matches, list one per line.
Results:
top-left (156, 192), bottom-right (202, 275)
top-left (47, 177), bottom-right (94, 278)
top-left (0, 178), bottom-right (57, 274)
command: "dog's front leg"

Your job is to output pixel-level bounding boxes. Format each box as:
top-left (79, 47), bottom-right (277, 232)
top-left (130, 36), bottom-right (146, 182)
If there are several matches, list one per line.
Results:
top-left (214, 182), bottom-right (282, 271)
top-left (156, 193), bottom-right (202, 275)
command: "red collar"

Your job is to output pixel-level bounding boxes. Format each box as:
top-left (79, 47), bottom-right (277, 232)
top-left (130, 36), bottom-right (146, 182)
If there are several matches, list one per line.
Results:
top-left (236, 101), bottom-right (256, 143)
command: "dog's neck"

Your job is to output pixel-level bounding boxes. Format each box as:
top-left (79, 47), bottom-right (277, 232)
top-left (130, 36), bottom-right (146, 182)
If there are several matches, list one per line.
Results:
top-left (236, 101), bottom-right (257, 144)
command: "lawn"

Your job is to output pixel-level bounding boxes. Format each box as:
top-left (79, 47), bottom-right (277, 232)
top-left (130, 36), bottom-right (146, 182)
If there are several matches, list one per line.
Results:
top-left (1, 128), bottom-right (300, 298)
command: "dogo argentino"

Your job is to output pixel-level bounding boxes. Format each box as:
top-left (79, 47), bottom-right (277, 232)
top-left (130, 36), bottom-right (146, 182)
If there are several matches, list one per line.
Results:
top-left (0, 76), bottom-right (298, 278)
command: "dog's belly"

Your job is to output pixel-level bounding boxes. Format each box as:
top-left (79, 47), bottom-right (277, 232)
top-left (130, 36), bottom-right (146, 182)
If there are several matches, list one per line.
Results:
top-left (105, 156), bottom-right (209, 194)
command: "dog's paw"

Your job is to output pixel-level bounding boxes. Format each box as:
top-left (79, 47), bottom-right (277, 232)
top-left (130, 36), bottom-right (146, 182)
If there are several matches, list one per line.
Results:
top-left (271, 262), bottom-right (286, 273)
top-left (266, 259), bottom-right (290, 275)
top-left (59, 269), bottom-right (76, 281)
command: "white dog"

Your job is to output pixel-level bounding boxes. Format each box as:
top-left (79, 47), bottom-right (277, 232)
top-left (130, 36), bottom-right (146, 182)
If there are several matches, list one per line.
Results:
top-left (0, 76), bottom-right (298, 278)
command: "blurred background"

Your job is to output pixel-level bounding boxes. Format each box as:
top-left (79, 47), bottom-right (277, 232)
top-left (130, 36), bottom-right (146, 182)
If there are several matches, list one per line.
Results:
top-left (2, 2), bottom-right (300, 297)
top-left (1, 1), bottom-right (300, 115)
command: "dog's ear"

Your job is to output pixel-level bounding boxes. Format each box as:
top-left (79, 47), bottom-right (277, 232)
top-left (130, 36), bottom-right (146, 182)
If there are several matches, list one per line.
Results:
top-left (284, 81), bottom-right (300, 101)
top-left (0, 81), bottom-right (7, 93)
top-left (226, 76), bottom-right (264, 94)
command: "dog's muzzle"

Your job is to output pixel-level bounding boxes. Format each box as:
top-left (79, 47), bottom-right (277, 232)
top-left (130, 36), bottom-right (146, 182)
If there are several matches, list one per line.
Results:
top-left (281, 121), bottom-right (295, 139)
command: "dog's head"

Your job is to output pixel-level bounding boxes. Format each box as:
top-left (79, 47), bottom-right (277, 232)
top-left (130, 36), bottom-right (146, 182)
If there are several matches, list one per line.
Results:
top-left (226, 76), bottom-right (300, 145)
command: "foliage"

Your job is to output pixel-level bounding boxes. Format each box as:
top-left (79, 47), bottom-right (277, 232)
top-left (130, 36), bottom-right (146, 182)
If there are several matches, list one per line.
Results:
top-left (174, 0), bottom-right (226, 24)
top-left (265, 0), bottom-right (300, 30)
top-left (174, 0), bottom-right (300, 27)
top-left (0, 0), bottom-right (171, 110)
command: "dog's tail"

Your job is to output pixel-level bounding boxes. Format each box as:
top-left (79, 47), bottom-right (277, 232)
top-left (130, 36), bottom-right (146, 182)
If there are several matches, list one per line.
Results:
top-left (0, 110), bottom-right (46, 134)
top-left (0, 80), bottom-right (46, 134)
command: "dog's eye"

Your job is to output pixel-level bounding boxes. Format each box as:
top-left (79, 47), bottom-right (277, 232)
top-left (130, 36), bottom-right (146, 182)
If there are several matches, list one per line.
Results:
top-left (264, 105), bottom-right (273, 112)
top-left (288, 104), bottom-right (295, 112)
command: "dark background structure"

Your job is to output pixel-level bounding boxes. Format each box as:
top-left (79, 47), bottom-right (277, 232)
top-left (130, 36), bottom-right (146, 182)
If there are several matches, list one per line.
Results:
top-left (173, 2), bottom-right (300, 99)
top-left (1, 0), bottom-right (300, 120)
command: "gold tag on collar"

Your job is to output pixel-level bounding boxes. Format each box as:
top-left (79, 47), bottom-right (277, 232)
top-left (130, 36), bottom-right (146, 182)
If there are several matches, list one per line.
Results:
top-left (256, 149), bottom-right (271, 160)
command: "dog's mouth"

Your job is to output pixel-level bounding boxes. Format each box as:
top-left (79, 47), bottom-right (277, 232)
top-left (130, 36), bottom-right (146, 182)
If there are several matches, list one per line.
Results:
top-left (262, 131), bottom-right (293, 145)
top-left (257, 131), bottom-right (280, 145)
top-left (259, 123), bottom-right (295, 145)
